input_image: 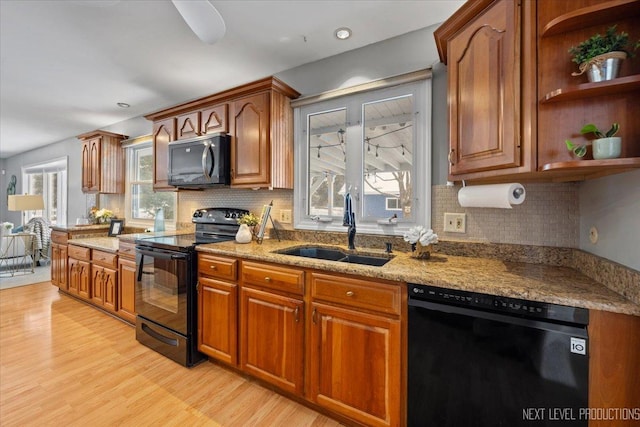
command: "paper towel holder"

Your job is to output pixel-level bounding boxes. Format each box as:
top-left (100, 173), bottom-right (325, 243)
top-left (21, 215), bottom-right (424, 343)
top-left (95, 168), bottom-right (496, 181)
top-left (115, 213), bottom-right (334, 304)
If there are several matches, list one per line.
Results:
top-left (513, 187), bottom-right (525, 199)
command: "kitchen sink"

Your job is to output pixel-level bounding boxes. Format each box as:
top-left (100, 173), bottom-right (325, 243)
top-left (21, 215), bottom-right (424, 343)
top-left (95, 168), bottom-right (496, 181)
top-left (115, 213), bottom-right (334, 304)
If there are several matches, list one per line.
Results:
top-left (274, 246), bottom-right (392, 267)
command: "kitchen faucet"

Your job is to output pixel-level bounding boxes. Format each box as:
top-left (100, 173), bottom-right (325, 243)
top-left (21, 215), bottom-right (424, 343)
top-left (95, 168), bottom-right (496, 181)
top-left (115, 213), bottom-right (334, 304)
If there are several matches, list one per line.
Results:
top-left (343, 193), bottom-right (356, 250)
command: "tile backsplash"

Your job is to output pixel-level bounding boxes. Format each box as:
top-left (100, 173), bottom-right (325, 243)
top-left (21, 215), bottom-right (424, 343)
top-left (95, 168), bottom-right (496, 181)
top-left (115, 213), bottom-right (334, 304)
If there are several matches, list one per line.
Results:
top-left (103, 182), bottom-right (579, 249)
top-left (432, 183), bottom-right (579, 248)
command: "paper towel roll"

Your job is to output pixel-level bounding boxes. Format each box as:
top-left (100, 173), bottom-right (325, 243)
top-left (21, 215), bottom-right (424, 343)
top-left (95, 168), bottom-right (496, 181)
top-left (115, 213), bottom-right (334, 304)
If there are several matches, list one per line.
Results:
top-left (458, 183), bottom-right (526, 209)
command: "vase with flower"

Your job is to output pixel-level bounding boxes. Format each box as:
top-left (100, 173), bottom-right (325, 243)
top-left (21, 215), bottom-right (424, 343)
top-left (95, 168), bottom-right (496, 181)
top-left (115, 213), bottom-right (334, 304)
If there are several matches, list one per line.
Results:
top-left (89, 206), bottom-right (115, 224)
top-left (236, 212), bottom-right (260, 243)
top-left (403, 226), bottom-right (438, 259)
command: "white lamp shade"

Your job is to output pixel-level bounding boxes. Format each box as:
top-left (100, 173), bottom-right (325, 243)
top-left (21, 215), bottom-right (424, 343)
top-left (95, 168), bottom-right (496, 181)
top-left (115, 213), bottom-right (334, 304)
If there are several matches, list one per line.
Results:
top-left (8, 194), bottom-right (45, 211)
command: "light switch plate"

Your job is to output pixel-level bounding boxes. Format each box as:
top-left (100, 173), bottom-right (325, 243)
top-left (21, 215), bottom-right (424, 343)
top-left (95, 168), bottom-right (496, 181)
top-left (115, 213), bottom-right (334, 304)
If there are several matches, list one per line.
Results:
top-left (444, 213), bottom-right (466, 233)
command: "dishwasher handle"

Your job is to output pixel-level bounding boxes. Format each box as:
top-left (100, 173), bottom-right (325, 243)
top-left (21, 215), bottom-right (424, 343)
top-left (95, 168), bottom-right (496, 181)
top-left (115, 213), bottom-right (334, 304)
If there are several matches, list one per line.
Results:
top-left (409, 298), bottom-right (588, 338)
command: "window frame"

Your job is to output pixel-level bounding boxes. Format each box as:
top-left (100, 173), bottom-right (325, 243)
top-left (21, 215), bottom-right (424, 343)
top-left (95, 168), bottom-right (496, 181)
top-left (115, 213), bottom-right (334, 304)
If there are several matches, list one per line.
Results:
top-left (21, 157), bottom-right (68, 226)
top-left (124, 139), bottom-right (177, 230)
top-left (293, 74), bottom-right (431, 237)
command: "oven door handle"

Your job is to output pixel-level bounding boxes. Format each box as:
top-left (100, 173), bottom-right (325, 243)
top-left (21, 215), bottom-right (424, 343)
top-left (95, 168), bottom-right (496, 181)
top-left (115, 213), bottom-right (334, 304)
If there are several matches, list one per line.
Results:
top-left (136, 247), bottom-right (188, 260)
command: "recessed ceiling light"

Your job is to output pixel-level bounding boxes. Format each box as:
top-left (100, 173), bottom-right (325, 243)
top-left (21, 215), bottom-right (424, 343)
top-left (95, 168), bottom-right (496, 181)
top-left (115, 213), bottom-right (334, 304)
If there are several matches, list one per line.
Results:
top-left (335, 27), bottom-right (352, 40)
top-left (117, 102), bottom-right (130, 108)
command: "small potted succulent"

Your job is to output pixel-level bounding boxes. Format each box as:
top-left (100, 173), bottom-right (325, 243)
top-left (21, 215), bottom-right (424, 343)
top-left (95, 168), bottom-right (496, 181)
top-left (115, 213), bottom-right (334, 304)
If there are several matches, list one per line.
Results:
top-left (566, 123), bottom-right (621, 160)
top-left (568, 26), bottom-right (638, 82)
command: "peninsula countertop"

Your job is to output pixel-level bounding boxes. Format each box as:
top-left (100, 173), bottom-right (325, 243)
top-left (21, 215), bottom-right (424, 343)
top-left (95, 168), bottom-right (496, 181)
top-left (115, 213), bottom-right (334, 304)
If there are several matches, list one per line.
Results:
top-left (196, 239), bottom-right (640, 316)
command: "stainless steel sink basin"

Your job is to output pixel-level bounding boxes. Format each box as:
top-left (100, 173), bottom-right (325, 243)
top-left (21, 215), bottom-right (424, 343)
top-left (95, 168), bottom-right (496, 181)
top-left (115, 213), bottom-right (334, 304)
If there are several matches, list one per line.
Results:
top-left (275, 246), bottom-right (391, 267)
top-left (277, 246), bottom-right (346, 261)
top-left (340, 254), bottom-right (391, 267)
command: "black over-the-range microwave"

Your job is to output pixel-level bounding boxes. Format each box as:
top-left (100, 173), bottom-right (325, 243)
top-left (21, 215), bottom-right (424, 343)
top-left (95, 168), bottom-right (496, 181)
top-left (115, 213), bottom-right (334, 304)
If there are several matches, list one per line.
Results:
top-left (168, 133), bottom-right (231, 188)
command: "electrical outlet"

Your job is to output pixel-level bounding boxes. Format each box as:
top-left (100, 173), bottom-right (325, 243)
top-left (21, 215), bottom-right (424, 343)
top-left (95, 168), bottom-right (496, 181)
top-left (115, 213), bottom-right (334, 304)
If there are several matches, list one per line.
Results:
top-left (279, 209), bottom-right (292, 224)
top-left (444, 213), bottom-right (466, 233)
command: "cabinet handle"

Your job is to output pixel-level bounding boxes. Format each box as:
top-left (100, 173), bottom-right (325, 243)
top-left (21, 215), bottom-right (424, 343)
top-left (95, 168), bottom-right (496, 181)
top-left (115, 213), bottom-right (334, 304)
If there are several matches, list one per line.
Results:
top-left (346, 291), bottom-right (354, 297)
top-left (294, 306), bottom-right (300, 323)
top-left (210, 265), bottom-right (217, 270)
top-left (448, 148), bottom-right (455, 165)
top-left (231, 168), bottom-right (235, 179)
top-left (312, 308), bottom-right (317, 324)
top-left (264, 276), bottom-right (271, 282)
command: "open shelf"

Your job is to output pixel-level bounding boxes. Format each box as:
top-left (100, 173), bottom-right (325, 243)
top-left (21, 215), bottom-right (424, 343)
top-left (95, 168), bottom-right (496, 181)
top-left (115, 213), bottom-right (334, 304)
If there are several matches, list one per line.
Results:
top-left (542, 0), bottom-right (640, 37)
top-left (540, 157), bottom-right (640, 180)
top-left (542, 75), bottom-right (640, 103)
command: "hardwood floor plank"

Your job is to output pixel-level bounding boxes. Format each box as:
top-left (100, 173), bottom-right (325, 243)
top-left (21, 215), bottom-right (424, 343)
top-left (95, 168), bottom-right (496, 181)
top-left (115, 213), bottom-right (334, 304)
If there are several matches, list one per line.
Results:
top-left (0, 283), bottom-right (343, 427)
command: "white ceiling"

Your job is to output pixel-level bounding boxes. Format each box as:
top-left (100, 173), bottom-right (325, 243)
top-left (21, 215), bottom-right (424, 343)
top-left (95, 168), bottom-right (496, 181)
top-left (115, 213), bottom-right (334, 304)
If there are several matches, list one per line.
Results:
top-left (0, 0), bottom-right (463, 159)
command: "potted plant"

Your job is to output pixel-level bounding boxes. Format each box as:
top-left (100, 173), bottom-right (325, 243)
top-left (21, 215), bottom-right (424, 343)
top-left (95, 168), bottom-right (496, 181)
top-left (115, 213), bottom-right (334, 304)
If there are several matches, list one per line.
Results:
top-left (568, 26), bottom-right (638, 82)
top-left (236, 212), bottom-right (260, 243)
top-left (566, 123), bottom-right (621, 160)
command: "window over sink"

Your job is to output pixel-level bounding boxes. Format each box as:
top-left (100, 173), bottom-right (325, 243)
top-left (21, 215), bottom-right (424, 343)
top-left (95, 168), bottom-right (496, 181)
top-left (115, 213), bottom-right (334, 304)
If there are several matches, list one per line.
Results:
top-left (293, 73), bottom-right (431, 236)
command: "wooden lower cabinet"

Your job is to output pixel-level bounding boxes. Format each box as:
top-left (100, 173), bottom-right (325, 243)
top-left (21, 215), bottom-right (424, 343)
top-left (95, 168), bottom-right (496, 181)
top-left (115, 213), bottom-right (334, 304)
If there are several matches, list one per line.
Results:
top-left (51, 242), bottom-right (67, 290)
top-left (91, 265), bottom-right (117, 312)
top-left (198, 277), bottom-right (238, 365)
top-left (240, 286), bottom-right (304, 395)
top-left (117, 257), bottom-right (137, 323)
top-left (309, 303), bottom-right (401, 427)
top-left (68, 258), bottom-right (90, 299)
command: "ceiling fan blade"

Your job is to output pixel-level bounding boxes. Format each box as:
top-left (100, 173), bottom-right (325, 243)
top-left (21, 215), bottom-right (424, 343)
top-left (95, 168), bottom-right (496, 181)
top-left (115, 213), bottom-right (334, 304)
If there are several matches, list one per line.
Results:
top-left (171, 0), bottom-right (226, 44)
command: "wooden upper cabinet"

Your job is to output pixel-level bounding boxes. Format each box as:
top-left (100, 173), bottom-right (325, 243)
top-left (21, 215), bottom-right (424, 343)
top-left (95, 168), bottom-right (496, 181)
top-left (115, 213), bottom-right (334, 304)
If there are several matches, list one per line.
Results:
top-left (436, 0), bottom-right (533, 180)
top-left (77, 130), bottom-right (127, 194)
top-left (231, 92), bottom-right (271, 187)
top-left (201, 104), bottom-right (228, 135)
top-left (152, 118), bottom-right (176, 191)
top-left (176, 111), bottom-right (200, 140)
top-left (144, 77), bottom-right (299, 190)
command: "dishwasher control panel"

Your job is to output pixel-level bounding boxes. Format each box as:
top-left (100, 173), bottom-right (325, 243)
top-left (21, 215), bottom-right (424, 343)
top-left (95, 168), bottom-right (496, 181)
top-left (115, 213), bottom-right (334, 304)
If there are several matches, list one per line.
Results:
top-left (408, 283), bottom-right (588, 325)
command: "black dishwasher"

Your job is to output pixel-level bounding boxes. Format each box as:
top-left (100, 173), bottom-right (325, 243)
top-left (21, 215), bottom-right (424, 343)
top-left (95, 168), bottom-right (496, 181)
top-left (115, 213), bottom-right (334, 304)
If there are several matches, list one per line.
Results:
top-left (408, 283), bottom-right (589, 427)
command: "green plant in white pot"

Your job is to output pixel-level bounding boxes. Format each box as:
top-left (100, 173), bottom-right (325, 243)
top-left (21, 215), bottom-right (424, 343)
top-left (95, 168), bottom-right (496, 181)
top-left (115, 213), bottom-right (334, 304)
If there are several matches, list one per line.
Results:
top-left (568, 26), bottom-right (638, 82)
top-left (566, 123), bottom-right (621, 159)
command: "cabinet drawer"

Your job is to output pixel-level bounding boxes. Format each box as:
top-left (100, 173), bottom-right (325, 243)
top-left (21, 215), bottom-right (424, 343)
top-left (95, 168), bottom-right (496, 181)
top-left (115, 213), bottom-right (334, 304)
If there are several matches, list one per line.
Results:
top-left (311, 273), bottom-right (401, 316)
top-left (241, 261), bottom-right (304, 295)
top-left (198, 254), bottom-right (237, 281)
top-left (68, 245), bottom-right (91, 261)
top-left (51, 230), bottom-right (68, 244)
top-left (118, 241), bottom-right (136, 260)
top-left (92, 250), bottom-right (118, 268)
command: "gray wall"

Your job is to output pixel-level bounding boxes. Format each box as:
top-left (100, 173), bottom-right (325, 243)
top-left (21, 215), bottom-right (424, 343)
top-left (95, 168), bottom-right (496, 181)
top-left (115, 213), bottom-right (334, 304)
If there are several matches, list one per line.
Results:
top-left (578, 170), bottom-right (640, 271)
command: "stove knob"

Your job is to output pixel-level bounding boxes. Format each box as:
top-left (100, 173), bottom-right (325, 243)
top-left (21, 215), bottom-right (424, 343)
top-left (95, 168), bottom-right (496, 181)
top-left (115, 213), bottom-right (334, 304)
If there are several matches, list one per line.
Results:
top-left (231, 212), bottom-right (237, 219)
top-left (224, 211), bottom-right (230, 218)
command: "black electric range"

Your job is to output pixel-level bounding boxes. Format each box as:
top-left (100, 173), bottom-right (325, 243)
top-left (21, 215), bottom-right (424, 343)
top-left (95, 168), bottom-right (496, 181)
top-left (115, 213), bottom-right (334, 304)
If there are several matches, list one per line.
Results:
top-left (133, 207), bottom-right (248, 367)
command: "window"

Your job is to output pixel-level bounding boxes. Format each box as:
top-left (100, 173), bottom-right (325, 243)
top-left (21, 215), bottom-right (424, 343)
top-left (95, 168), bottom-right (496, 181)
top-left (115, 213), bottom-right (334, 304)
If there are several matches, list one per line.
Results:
top-left (22, 157), bottom-right (68, 225)
top-left (125, 142), bottom-right (176, 229)
top-left (294, 75), bottom-right (431, 236)
top-left (386, 198), bottom-right (401, 211)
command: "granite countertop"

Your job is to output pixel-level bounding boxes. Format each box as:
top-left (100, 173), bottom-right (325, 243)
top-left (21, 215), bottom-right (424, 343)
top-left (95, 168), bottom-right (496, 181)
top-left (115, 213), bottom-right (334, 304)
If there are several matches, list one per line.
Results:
top-left (196, 239), bottom-right (640, 316)
top-left (51, 224), bottom-right (111, 232)
top-left (68, 236), bottom-right (119, 253)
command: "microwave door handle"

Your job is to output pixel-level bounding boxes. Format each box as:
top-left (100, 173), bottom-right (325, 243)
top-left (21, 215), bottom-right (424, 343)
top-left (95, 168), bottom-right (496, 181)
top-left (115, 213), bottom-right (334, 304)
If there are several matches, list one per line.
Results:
top-left (202, 142), bottom-right (215, 179)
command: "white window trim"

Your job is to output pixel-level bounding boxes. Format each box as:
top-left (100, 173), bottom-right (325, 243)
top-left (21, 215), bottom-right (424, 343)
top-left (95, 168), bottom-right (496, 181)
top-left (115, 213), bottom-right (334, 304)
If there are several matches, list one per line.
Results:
top-left (293, 73), bottom-right (432, 237)
top-left (386, 198), bottom-right (402, 211)
top-left (124, 138), bottom-right (177, 230)
top-left (21, 156), bottom-right (68, 226)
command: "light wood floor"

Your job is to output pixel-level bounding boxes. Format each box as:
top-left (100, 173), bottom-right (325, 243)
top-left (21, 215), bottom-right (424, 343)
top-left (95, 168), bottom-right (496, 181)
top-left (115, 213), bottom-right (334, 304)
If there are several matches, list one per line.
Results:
top-left (0, 282), bottom-right (343, 427)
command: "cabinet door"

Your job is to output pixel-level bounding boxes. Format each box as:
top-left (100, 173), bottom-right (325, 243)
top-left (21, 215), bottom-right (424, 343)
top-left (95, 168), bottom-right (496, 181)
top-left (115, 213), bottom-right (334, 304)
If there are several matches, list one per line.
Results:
top-left (198, 277), bottom-right (238, 365)
top-left (448, 0), bottom-right (520, 175)
top-left (201, 104), bottom-right (228, 135)
top-left (81, 141), bottom-right (91, 192)
top-left (67, 257), bottom-right (80, 294)
top-left (51, 243), bottom-right (68, 290)
top-left (88, 138), bottom-right (101, 192)
top-left (231, 92), bottom-right (270, 187)
top-left (177, 111), bottom-right (201, 140)
top-left (152, 118), bottom-right (176, 191)
top-left (103, 268), bottom-right (117, 312)
top-left (310, 302), bottom-right (401, 427)
top-left (118, 258), bottom-right (137, 323)
top-left (240, 286), bottom-right (304, 395)
top-left (91, 265), bottom-right (105, 305)
top-left (77, 260), bottom-right (91, 300)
